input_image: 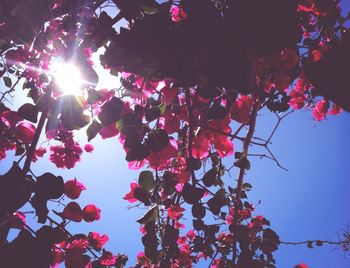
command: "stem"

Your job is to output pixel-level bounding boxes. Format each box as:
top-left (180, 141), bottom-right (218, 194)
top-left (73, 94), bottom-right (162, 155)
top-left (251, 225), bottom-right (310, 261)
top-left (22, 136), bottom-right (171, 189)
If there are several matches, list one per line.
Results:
top-left (232, 97), bottom-right (260, 263)
top-left (185, 88), bottom-right (197, 184)
top-left (22, 109), bottom-right (48, 174)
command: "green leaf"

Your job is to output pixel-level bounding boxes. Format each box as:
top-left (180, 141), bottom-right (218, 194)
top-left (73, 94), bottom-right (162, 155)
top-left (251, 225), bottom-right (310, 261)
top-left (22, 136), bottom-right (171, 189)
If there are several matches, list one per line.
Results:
top-left (139, 4), bottom-right (160, 14)
top-left (138, 171), bottom-right (155, 191)
top-left (242, 182), bottom-right (253, 191)
top-left (18, 103), bottom-right (38, 123)
top-left (86, 120), bottom-right (102, 142)
top-left (3, 77), bottom-right (12, 88)
top-left (136, 205), bottom-right (158, 225)
top-left (158, 103), bottom-right (166, 115)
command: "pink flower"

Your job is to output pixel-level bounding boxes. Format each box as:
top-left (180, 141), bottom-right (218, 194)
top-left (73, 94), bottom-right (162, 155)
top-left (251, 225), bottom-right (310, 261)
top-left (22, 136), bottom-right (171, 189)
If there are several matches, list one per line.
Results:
top-left (312, 99), bottom-right (329, 121)
top-left (186, 230), bottom-right (196, 242)
top-left (83, 204), bottom-right (101, 222)
top-left (49, 142), bottom-right (83, 169)
top-left (64, 178), bottom-right (86, 199)
top-left (230, 95), bottom-right (253, 124)
top-left (10, 211), bottom-right (26, 229)
top-left (50, 248), bottom-right (65, 268)
top-left (294, 264), bottom-right (309, 268)
top-left (170, 6), bottom-right (187, 22)
top-left (123, 182), bottom-right (140, 203)
top-left (84, 143), bottom-right (94, 153)
top-left (32, 147), bottom-right (47, 162)
top-left (167, 205), bottom-right (185, 221)
top-left (0, 111), bottom-right (22, 127)
top-left (88, 232), bottom-right (109, 250)
top-left (100, 250), bottom-right (116, 266)
top-left (328, 104), bottom-right (342, 115)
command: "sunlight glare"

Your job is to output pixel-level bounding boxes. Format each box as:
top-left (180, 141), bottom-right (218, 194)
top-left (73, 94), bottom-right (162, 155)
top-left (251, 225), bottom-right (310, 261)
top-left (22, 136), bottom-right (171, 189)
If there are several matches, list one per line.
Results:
top-left (50, 60), bottom-right (83, 95)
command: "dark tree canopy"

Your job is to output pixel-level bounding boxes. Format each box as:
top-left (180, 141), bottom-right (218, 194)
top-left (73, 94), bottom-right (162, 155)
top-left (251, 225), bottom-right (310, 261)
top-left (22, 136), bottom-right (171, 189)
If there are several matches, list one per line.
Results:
top-left (0, 0), bottom-right (349, 267)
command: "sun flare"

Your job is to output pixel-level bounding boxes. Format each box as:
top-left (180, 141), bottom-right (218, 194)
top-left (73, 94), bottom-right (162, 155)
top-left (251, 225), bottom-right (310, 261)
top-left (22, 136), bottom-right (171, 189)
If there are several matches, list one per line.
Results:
top-left (50, 59), bottom-right (83, 95)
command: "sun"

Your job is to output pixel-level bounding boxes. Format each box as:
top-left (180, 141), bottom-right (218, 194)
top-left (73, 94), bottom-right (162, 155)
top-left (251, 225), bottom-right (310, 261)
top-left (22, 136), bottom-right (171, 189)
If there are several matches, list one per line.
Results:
top-left (50, 59), bottom-right (83, 95)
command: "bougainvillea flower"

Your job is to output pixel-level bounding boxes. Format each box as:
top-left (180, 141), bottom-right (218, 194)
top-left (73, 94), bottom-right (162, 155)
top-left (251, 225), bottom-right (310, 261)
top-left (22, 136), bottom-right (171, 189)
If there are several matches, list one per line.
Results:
top-left (167, 205), bottom-right (185, 220)
top-left (328, 104), bottom-right (342, 115)
top-left (100, 250), bottom-right (116, 266)
top-left (0, 111), bottom-right (22, 127)
top-left (312, 99), bottom-right (329, 121)
top-left (159, 110), bottom-right (180, 134)
top-left (248, 215), bottom-right (270, 230)
top-left (32, 147), bottom-right (47, 162)
top-left (191, 131), bottom-right (210, 159)
top-left (213, 138), bottom-right (234, 158)
top-left (123, 182), bottom-right (140, 203)
top-left (170, 6), bottom-right (187, 22)
top-left (64, 178), bottom-right (86, 199)
top-left (64, 239), bottom-right (90, 268)
top-left (186, 230), bottom-right (196, 242)
top-left (50, 248), bottom-right (65, 268)
top-left (10, 211), bottom-right (26, 229)
top-left (88, 232), bottom-right (109, 250)
top-left (82, 204), bottom-right (101, 222)
top-left (289, 89), bottom-right (306, 110)
top-left (15, 122), bottom-right (36, 144)
top-left (49, 141), bottom-right (83, 169)
top-left (147, 138), bottom-right (178, 169)
top-left (0, 137), bottom-right (15, 160)
top-left (84, 143), bottom-right (94, 153)
top-left (230, 95), bottom-right (253, 123)
top-left (63, 202), bottom-right (83, 222)
top-left (294, 264), bottom-right (309, 268)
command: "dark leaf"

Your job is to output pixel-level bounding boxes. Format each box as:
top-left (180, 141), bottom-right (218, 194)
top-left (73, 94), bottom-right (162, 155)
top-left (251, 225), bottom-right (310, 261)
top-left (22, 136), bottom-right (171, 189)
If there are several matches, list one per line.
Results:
top-left (138, 171), bottom-right (155, 191)
top-left (87, 120), bottom-right (102, 142)
top-left (17, 103), bottom-right (38, 123)
top-left (147, 129), bottom-right (169, 152)
top-left (3, 77), bottom-right (12, 88)
top-left (98, 97), bottom-right (124, 126)
top-left (136, 205), bottom-right (158, 224)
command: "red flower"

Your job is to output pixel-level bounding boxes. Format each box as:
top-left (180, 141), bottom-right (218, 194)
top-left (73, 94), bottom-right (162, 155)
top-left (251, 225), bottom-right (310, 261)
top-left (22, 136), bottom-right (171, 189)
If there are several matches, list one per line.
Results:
top-left (328, 104), bottom-right (342, 115)
top-left (32, 147), bottom-right (47, 162)
top-left (230, 95), bottom-right (253, 123)
top-left (248, 215), bottom-right (270, 230)
top-left (167, 205), bottom-right (185, 220)
top-left (83, 204), bottom-right (101, 222)
top-left (100, 250), bottom-right (116, 266)
top-left (312, 99), bottom-right (329, 121)
top-left (50, 248), bottom-right (65, 267)
top-left (294, 264), bottom-right (309, 268)
top-left (63, 202), bottom-right (83, 222)
top-left (147, 138), bottom-right (178, 169)
top-left (49, 141), bottom-right (83, 169)
top-left (159, 110), bottom-right (180, 134)
top-left (213, 138), bottom-right (234, 158)
top-left (186, 230), bottom-right (196, 242)
top-left (10, 211), bottom-right (26, 229)
top-left (64, 239), bottom-right (90, 268)
top-left (88, 232), bottom-right (109, 250)
top-left (170, 6), bottom-right (187, 22)
top-left (84, 143), bottom-right (94, 153)
top-left (15, 122), bottom-right (36, 144)
top-left (0, 111), bottom-right (22, 127)
top-left (64, 178), bottom-right (86, 199)
top-left (123, 182), bottom-right (140, 203)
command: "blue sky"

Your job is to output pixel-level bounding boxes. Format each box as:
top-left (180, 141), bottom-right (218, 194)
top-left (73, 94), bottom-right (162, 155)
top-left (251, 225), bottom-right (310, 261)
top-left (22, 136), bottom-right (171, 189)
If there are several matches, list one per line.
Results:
top-left (2, 1), bottom-right (350, 267)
